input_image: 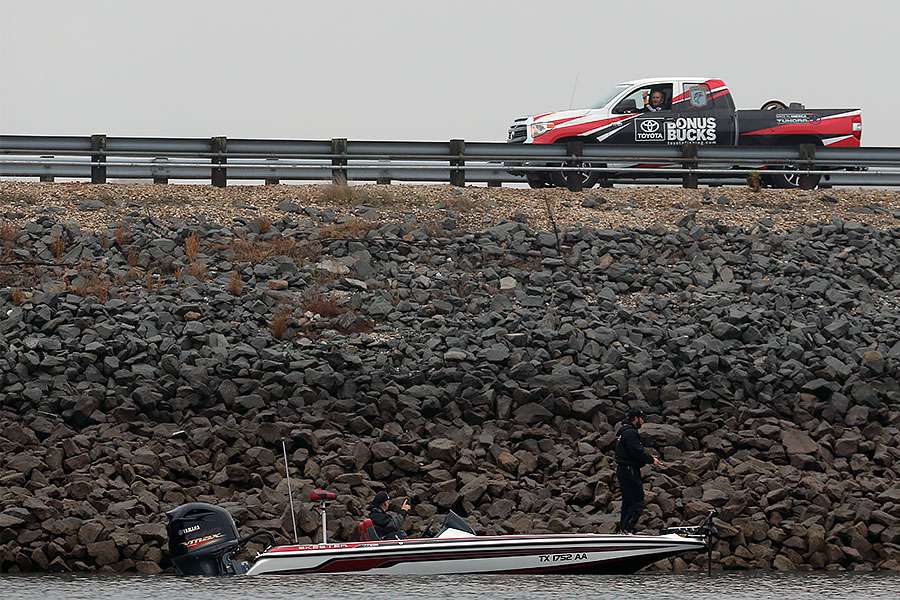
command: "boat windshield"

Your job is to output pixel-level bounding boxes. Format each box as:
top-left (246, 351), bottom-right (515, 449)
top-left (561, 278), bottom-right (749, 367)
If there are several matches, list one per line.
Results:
top-left (438, 511), bottom-right (476, 536)
top-left (591, 84), bottom-right (629, 109)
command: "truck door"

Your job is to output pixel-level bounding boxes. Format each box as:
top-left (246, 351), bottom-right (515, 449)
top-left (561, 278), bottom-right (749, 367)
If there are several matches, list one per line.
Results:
top-left (604, 83), bottom-right (676, 146)
top-left (670, 82), bottom-right (736, 145)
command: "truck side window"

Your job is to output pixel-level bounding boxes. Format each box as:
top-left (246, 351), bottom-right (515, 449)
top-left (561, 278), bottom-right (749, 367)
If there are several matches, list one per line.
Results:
top-left (683, 84), bottom-right (712, 110)
top-left (613, 84), bottom-right (673, 114)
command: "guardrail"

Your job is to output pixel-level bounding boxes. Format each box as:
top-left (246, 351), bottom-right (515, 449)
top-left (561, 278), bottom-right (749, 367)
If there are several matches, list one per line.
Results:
top-left (2, 134), bottom-right (900, 190)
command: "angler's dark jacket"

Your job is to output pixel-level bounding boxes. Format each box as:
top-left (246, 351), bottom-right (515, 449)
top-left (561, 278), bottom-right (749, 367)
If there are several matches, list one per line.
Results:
top-left (615, 421), bottom-right (653, 467)
top-left (369, 506), bottom-right (408, 539)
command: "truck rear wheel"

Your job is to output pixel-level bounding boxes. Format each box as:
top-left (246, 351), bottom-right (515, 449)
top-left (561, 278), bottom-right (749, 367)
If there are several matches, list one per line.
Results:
top-left (550, 161), bottom-right (603, 189)
top-left (765, 168), bottom-right (821, 190)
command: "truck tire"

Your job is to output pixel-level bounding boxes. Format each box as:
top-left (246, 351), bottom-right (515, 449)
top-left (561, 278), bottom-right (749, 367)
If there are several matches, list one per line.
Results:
top-left (550, 161), bottom-right (603, 189)
top-left (526, 173), bottom-right (553, 189)
top-left (761, 100), bottom-right (788, 110)
top-left (765, 168), bottom-right (821, 190)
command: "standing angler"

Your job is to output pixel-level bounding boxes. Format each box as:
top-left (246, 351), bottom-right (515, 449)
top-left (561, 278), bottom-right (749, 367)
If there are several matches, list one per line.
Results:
top-left (615, 408), bottom-right (662, 534)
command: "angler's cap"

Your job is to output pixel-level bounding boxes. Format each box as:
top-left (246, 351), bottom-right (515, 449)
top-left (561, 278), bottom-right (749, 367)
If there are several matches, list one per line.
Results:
top-left (626, 408), bottom-right (646, 419)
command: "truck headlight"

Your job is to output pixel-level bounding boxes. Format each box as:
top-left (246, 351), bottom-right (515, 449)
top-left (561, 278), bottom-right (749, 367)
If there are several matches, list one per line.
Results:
top-left (531, 122), bottom-right (555, 138)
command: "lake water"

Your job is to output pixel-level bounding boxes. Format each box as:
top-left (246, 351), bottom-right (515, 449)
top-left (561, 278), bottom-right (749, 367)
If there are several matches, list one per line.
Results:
top-left (0, 572), bottom-right (897, 600)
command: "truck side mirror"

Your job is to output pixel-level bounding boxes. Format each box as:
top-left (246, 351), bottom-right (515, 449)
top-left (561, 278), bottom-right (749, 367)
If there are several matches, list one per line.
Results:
top-left (614, 99), bottom-right (638, 114)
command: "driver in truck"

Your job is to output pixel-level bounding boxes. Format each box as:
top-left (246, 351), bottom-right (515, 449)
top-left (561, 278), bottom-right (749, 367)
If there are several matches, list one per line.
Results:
top-left (642, 89), bottom-right (667, 112)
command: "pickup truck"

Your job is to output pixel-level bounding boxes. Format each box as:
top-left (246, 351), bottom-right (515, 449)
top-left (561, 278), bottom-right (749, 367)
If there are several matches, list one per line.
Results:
top-left (507, 76), bottom-right (862, 189)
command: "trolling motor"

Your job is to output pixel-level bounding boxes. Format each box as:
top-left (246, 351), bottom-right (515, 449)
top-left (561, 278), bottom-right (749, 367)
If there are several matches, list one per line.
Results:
top-left (662, 509), bottom-right (718, 575)
top-left (310, 488), bottom-right (337, 544)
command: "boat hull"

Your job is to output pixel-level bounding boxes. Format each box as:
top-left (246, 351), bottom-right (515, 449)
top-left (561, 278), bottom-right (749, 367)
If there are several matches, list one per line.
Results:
top-left (246, 534), bottom-right (704, 576)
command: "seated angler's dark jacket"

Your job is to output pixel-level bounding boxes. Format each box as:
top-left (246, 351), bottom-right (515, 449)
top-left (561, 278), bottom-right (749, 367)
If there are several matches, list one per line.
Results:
top-left (614, 421), bottom-right (653, 467)
top-left (369, 506), bottom-right (408, 539)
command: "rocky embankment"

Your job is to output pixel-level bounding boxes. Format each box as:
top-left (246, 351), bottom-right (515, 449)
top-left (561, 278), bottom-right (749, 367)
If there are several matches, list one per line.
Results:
top-left (0, 183), bottom-right (898, 574)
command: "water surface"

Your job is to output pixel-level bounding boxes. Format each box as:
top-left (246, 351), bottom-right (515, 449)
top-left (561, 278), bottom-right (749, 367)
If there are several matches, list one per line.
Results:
top-left (1, 572), bottom-right (897, 600)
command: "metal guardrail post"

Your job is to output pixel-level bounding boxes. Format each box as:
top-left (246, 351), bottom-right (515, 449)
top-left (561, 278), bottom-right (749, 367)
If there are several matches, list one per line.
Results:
top-left (211, 136), bottom-right (227, 187)
top-left (798, 144), bottom-right (817, 190)
top-left (152, 157), bottom-right (168, 185)
top-left (450, 139), bottom-right (465, 187)
top-left (40, 156), bottom-right (54, 182)
top-left (682, 144), bottom-right (698, 189)
top-left (566, 140), bottom-right (584, 192)
top-left (91, 134), bottom-right (107, 184)
top-left (264, 157), bottom-right (279, 185)
top-left (331, 138), bottom-right (348, 185)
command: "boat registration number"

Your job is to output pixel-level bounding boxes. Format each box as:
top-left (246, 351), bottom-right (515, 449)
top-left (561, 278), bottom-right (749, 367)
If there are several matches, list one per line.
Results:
top-left (539, 552), bottom-right (587, 563)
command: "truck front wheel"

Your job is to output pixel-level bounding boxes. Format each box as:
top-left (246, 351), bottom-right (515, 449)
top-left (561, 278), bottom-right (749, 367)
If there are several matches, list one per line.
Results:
top-left (526, 173), bottom-right (554, 188)
top-left (761, 100), bottom-right (788, 110)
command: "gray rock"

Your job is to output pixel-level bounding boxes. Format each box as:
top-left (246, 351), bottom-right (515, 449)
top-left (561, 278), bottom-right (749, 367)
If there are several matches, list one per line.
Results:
top-left (277, 200), bottom-right (302, 213)
top-left (483, 344), bottom-right (510, 363)
top-left (781, 429), bottom-right (818, 455)
top-left (640, 423), bottom-right (684, 447)
top-left (427, 438), bottom-right (459, 463)
top-left (499, 276), bottom-right (517, 290)
top-left (514, 402), bottom-right (553, 425)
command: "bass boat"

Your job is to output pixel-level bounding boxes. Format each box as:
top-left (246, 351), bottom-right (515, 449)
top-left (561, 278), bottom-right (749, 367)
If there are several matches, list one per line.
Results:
top-left (165, 489), bottom-right (716, 576)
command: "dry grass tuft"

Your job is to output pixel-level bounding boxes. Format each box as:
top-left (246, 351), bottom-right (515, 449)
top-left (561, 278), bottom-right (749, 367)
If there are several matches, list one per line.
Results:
top-left (318, 218), bottom-right (376, 240)
top-left (301, 290), bottom-right (346, 317)
top-left (309, 270), bottom-right (343, 289)
top-left (0, 223), bottom-right (19, 260)
top-left (1, 222), bottom-right (19, 243)
top-left (187, 261), bottom-right (208, 281)
top-left (185, 233), bottom-right (200, 262)
top-left (337, 317), bottom-right (375, 335)
top-left (73, 274), bottom-right (110, 303)
top-left (440, 195), bottom-right (477, 212)
top-left (500, 254), bottom-right (543, 271)
top-left (229, 235), bottom-right (318, 264)
top-left (10, 288), bottom-right (25, 305)
top-left (747, 171), bottom-right (763, 192)
top-left (227, 270), bottom-right (245, 295)
top-left (319, 184), bottom-right (355, 205)
top-left (127, 249), bottom-right (140, 267)
top-left (50, 234), bottom-right (66, 259)
top-left (270, 306), bottom-right (293, 340)
top-left (317, 184), bottom-right (397, 208)
top-left (254, 216), bottom-right (272, 234)
top-left (114, 225), bottom-right (130, 248)
top-left (424, 222), bottom-right (445, 238)
top-left (144, 270), bottom-right (157, 291)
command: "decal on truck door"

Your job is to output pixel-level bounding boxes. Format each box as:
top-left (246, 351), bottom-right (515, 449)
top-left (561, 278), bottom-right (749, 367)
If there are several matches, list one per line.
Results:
top-left (635, 118), bottom-right (665, 142)
top-left (635, 116), bottom-right (718, 144)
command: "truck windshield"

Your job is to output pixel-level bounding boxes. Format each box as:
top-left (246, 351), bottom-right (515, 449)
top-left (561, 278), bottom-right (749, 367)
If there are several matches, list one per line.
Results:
top-left (591, 85), bottom-right (629, 109)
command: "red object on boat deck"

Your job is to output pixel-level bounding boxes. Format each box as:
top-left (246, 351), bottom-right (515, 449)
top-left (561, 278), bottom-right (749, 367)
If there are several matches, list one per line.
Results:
top-left (309, 489), bottom-right (336, 502)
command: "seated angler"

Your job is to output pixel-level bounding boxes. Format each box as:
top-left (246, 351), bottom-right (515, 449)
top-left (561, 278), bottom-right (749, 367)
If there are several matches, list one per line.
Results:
top-left (369, 491), bottom-right (411, 540)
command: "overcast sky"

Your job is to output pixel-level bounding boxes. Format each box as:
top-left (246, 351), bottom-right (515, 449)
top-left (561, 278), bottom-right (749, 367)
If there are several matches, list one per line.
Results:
top-left (1, 0), bottom-right (895, 145)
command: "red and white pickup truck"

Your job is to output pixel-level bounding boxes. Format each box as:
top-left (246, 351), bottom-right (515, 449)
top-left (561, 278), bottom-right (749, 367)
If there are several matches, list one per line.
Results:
top-left (507, 76), bottom-right (862, 188)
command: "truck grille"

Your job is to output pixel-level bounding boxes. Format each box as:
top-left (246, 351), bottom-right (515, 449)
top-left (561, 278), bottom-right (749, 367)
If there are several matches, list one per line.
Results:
top-left (507, 123), bottom-right (527, 144)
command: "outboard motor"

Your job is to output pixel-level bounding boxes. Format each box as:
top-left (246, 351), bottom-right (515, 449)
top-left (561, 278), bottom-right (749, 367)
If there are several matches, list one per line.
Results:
top-left (166, 502), bottom-right (249, 575)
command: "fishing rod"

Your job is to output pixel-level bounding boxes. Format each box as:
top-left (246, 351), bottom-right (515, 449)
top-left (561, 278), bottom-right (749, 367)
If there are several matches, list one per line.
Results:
top-left (282, 439), bottom-right (299, 544)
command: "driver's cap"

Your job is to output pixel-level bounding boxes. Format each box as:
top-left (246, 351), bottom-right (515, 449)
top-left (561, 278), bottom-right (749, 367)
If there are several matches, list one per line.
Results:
top-left (371, 491), bottom-right (390, 506)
